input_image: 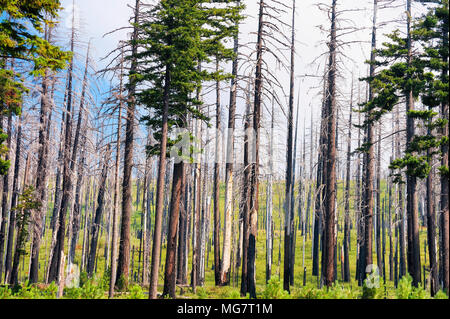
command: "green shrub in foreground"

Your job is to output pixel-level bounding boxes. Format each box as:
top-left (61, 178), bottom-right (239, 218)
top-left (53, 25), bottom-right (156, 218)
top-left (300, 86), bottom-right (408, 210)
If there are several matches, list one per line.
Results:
top-left (293, 282), bottom-right (360, 299)
top-left (128, 284), bottom-right (146, 299)
top-left (396, 275), bottom-right (431, 299)
top-left (261, 278), bottom-right (291, 299)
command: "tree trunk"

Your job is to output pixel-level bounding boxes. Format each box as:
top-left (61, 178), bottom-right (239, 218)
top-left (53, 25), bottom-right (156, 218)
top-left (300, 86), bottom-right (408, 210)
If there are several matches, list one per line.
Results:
top-left (323, 0), bottom-right (338, 287)
top-left (312, 66), bottom-right (328, 278)
top-left (343, 82), bottom-right (353, 282)
top-left (266, 100), bottom-right (274, 283)
top-left (245, 0), bottom-right (264, 298)
top-left (376, 124), bottom-right (382, 277)
top-left (213, 58), bottom-right (221, 286)
top-left (87, 146), bottom-right (111, 277)
top-left (440, 82), bottom-right (449, 294)
top-left (29, 24), bottom-right (54, 283)
top-left (67, 41), bottom-right (90, 255)
top-left (388, 172), bottom-right (394, 282)
top-left (219, 6), bottom-right (240, 284)
top-left (362, 0), bottom-right (378, 283)
top-left (405, 0), bottom-right (421, 287)
top-left (109, 51), bottom-right (125, 298)
top-left (240, 81), bottom-right (252, 297)
top-left (0, 115), bottom-right (12, 281)
top-left (425, 115), bottom-right (438, 296)
top-left (176, 160), bottom-right (187, 285)
top-left (142, 137), bottom-right (152, 286)
top-left (117, 0), bottom-right (140, 291)
top-left (9, 153), bottom-right (31, 285)
top-left (69, 139), bottom-right (86, 265)
top-left (4, 114), bottom-right (23, 283)
top-left (149, 62), bottom-right (171, 299)
top-left (191, 71), bottom-right (204, 291)
top-left (283, 0), bottom-right (296, 293)
top-left (163, 161), bottom-right (185, 298)
top-left (47, 16), bottom-right (76, 283)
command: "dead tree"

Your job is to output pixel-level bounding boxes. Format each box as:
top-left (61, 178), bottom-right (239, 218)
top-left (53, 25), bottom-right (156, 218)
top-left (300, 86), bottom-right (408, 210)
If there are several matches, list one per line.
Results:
top-left (361, 0), bottom-right (378, 283)
top-left (213, 58), bottom-right (221, 286)
top-left (343, 81), bottom-right (353, 282)
top-left (322, 0), bottom-right (338, 287)
top-left (405, 0), bottom-right (421, 287)
top-left (4, 114), bottom-right (23, 282)
top-left (219, 0), bottom-right (241, 286)
top-left (0, 115), bottom-right (12, 281)
top-left (283, 0), bottom-right (296, 293)
top-left (117, 0), bottom-right (140, 291)
top-left (87, 145), bottom-right (111, 277)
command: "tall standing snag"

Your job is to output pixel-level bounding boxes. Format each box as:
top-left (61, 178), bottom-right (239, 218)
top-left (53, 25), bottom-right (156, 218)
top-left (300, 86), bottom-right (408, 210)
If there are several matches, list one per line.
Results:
top-left (322, 0), bottom-right (338, 287)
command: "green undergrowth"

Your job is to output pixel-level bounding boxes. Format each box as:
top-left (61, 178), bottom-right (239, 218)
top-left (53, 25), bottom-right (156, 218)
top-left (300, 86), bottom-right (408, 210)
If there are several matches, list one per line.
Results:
top-left (184, 276), bottom-right (447, 300)
top-left (6, 180), bottom-right (449, 299)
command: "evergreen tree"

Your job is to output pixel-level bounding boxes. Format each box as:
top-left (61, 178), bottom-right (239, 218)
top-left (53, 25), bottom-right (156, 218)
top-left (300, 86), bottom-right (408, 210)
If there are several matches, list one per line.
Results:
top-left (361, 0), bottom-right (448, 289)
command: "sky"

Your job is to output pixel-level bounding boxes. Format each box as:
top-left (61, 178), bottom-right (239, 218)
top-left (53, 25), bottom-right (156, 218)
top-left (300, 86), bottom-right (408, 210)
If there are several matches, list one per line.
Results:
top-left (56, 0), bottom-right (431, 177)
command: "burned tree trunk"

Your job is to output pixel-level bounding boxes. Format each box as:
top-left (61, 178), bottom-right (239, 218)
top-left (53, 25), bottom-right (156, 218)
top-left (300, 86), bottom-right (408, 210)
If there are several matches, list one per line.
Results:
top-left (322, 0), bottom-right (338, 287)
top-left (283, 0), bottom-right (296, 293)
top-left (440, 76), bottom-right (449, 294)
top-left (343, 83), bottom-right (353, 283)
top-left (405, 0), bottom-right (421, 287)
top-left (4, 114), bottom-right (23, 282)
top-left (30, 25), bottom-right (54, 283)
top-left (312, 66), bottom-right (328, 278)
top-left (213, 59), bottom-right (221, 286)
top-left (162, 161), bottom-right (185, 298)
top-left (361, 0), bottom-right (378, 283)
top-left (240, 81), bottom-right (252, 297)
top-left (0, 115), bottom-right (12, 281)
top-left (266, 101), bottom-right (275, 283)
top-left (219, 0), bottom-right (240, 286)
top-left (117, 0), bottom-right (140, 291)
top-left (47, 22), bottom-right (75, 283)
top-left (426, 110), bottom-right (438, 296)
top-left (149, 66), bottom-right (171, 299)
top-left (376, 124), bottom-right (382, 277)
top-left (219, 14), bottom-right (240, 287)
top-left (109, 50), bottom-right (125, 298)
top-left (87, 146), bottom-right (111, 277)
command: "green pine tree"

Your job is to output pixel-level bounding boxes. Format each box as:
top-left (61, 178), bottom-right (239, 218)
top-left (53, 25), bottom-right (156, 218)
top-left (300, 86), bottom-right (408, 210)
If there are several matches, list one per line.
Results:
top-left (0, 0), bottom-right (71, 174)
top-left (359, 1), bottom-right (448, 183)
top-left (136, 0), bottom-right (244, 152)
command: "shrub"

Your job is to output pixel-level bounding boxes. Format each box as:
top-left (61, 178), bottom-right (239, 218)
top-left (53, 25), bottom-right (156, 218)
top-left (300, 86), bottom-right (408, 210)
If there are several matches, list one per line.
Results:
top-left (64, 287), bottom-right (82, 299)
top-left (433, 290), bottom-right (448, 299)
top-left (79, 278), bottom-right (106, 299)
top-left (99, 267), bottom-right (111, 291)
top-left (226, 289), bottom-right (241, 299)
top-left (0, 286), bottom-right (13, 299)
top-left (294, 283), bottom-right (360, 299)
top-left (41, 282), bottom-right (58, 299)
top-left (292, 283), bottom-right (323, 299)
top-left (396, 275), bottom-right (431, 299)
top-left (324, 283), bottom-right (360, 299)
top-left (14, 283), bottom-right (43, 299)
top-left (79, 271), bottom-right (88, 288)
top-left (260, 277), bottom-right (291, 299)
